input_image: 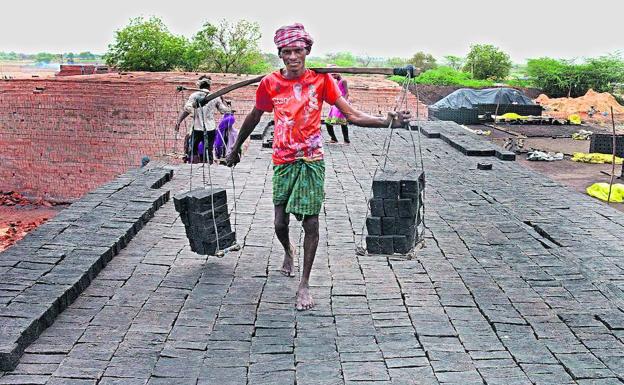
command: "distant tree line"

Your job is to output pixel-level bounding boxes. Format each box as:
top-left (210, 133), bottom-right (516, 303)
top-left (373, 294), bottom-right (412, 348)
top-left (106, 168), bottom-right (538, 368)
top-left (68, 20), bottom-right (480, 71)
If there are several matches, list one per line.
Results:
top-left (389, 45), bottom-right (624, 98)
top-left (0, 51), bottom-right (101, 63)
top-left (6, 16), bottom-right (622, 99)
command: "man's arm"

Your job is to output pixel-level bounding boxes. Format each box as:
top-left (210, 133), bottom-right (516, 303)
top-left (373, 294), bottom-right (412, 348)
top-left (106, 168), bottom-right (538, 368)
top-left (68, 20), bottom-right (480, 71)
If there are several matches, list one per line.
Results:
top-left (226, 107), bottom-right (265, 166)
top-left (215, 97), bottom-right (232, 114)
top-left (175, 94), bottom-right (197, 131)
top-left (175, 110), bottom-right (190, 131)
top-left (334, 97), bottom-right (410, 128)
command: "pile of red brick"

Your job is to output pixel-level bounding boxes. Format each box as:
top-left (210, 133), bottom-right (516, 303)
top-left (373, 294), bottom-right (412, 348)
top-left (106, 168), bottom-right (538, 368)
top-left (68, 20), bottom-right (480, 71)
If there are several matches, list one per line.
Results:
top-left (0, 71), bottom-right (425, 202)
top-left (0, 191), bottom-right (31, 206)
top-left (56, 64), bottom-right (113, 76)
top-left (0, 219), bottom-right (46, 252)
top-left (0, 191), bottom-right (57, 251)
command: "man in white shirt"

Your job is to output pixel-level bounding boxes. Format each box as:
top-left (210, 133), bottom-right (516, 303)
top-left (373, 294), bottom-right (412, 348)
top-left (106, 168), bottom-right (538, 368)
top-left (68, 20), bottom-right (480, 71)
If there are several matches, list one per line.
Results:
top-left (175, 75), bottom-right (230, 163)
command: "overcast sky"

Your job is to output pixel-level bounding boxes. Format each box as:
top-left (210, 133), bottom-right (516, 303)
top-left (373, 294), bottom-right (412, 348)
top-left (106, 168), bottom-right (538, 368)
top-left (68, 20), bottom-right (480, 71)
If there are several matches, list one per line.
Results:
top-left (2, 0), bottom-right (622, 63)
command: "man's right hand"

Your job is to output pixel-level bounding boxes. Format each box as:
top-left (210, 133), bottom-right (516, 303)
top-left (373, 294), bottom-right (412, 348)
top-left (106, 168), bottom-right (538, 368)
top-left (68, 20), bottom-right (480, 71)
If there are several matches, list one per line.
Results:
top-left (174, 122), bottom-right (180, 132)
top-left (225, 148), bottom-right (241, 167)
top-left (385, 110), bottom-right (411, 128)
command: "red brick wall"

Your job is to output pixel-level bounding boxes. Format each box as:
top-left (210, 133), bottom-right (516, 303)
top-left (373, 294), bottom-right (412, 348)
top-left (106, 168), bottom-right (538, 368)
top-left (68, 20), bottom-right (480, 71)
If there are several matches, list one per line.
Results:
top-left (0, 72), bottom-right (423, 201)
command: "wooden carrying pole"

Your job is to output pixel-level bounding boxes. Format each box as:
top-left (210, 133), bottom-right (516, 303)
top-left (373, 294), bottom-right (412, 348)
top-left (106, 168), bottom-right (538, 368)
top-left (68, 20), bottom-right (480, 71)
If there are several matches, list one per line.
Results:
top-left (177, 66), bottom-right (421, 105)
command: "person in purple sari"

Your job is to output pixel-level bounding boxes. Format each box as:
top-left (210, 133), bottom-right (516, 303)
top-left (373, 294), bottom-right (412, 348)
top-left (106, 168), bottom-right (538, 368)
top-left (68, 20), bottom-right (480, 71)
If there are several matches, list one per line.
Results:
top-left (215, 103), bottom-right (236, 161)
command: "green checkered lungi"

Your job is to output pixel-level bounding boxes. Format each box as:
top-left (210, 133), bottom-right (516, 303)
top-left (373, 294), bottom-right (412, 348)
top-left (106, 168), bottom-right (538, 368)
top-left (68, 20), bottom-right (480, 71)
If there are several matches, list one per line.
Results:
top-left (273, 159), bottom-right (325, 218)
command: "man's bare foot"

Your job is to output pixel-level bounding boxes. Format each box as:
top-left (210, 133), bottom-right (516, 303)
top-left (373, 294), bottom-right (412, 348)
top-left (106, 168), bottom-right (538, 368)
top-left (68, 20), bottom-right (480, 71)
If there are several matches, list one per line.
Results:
top-left (296, 285), bottom-right (314, 311)
top-left (280, 244), bottom-right (295, 277)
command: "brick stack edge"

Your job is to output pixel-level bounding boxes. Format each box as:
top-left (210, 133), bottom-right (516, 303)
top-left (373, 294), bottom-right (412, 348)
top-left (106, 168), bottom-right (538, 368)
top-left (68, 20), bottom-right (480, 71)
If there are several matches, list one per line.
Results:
top-left (0, 167), bottom-right (172, 371)
top-left (366, 170), bottom-right (425, 254)
top-left (0, 72), bottom-right (422, 202)
top-left (173, 188), bottom-right (236, 255)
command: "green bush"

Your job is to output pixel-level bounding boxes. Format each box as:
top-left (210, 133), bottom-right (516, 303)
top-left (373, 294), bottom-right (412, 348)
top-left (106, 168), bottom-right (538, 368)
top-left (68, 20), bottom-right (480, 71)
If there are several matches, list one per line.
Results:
top-left (390, 66), bottom-right (494, 87)
top-left (0, 52), bottom-right (20, 60)
top-left (408, 51), bottom-right (437, 71)
top-left (506, 78), bottom-right (532, 88)
top-left (526, 55), bottom-right (624, 97)
top-left (35, 52), bottom-right (57, 63)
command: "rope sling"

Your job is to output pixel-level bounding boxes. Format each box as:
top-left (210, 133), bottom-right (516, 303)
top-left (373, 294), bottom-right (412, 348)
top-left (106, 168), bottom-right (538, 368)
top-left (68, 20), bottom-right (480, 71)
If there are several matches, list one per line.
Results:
top-left (183, 95), bottom-right (240, 258)
top-left (355, 72), bottom-right (427, 256)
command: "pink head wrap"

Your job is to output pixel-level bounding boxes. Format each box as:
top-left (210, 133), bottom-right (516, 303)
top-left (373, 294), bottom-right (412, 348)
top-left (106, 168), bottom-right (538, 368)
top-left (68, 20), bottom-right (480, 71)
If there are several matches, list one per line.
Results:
top-left (274, 23), bottom-right (314, 51)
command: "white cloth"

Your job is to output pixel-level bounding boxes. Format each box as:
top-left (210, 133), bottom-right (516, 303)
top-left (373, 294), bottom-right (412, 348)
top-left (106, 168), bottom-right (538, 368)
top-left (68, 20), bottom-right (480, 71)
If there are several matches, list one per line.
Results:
top-left (527, 150), bottom-right (564, 161)
top-left (184, 91), bottom-right (229, 132)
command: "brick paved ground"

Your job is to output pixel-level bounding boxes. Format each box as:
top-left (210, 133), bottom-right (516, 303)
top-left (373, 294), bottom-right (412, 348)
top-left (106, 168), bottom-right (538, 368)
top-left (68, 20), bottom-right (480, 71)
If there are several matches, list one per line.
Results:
top-left (1, 126), bottom-right (624, 384)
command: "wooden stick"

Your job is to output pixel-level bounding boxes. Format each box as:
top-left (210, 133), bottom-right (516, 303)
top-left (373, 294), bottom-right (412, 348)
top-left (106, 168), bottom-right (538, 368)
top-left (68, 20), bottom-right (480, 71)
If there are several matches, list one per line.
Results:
top-left (178, 66), bottom-right (421, 106)
top-left (310, 67), bottom-right (415, 75)
top-left (607, 106), bottom-right (617, 204)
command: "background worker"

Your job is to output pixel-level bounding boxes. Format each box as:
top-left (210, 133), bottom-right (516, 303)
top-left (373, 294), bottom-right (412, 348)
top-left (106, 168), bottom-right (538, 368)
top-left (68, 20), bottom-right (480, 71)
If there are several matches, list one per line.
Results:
top-left (175, 75), bottom-right (231, 163)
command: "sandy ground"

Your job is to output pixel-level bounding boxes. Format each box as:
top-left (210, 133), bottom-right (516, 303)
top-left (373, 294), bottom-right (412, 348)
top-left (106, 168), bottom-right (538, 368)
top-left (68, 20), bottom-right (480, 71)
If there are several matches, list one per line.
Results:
top-left (482, 124), bottom-right (624, 212)
top-left (0, 61), bottom-right (58, 79)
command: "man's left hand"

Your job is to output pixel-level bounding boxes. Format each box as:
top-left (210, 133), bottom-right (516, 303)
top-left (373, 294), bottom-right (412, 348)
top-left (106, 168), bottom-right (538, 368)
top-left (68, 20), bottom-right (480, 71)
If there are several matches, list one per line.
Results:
top-left (225, 149), bottom-right (241, 167)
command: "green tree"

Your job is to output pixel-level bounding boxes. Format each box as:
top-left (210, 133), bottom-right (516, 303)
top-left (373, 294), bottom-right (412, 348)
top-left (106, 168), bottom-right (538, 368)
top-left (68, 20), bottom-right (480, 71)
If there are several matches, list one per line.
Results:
top-left (463, 44), bottom-right (512, 80)
top-left (193, 19), bottom-right (268, 74)
top-left (78, 51), bottom-right (97, 60)
top-left (526, 57), bottom-right (571, 96)
top-left (356, 55), bottom-right (373, 67)
top-left (326, 52), bottom-right (358, 67)
top-left (408, 51), bottom-right (437, 71)
top-left (262, 53), bottom-right (281, 69)
top-left (181, 22), bottom-right (218, 71)
top-left (527, 54), bottom-right (624, 97)
top-left (35, 52), bottom-right (56, 63)
top-left (105, 16), bottom-right (188, 71)
top-left (443, 55), bottom-right (464, 70)
top-left (0, 52), bottom-right (19, 60)
top-left (385, 57), bottom-right (409, 68)
top-left (584, 54), bottom-right (624, 92)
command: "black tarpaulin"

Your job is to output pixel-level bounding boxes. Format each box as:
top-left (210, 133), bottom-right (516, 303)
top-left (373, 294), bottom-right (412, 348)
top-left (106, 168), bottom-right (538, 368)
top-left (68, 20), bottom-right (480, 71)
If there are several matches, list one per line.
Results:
top-left (431, 88), bottom-right (535, 109)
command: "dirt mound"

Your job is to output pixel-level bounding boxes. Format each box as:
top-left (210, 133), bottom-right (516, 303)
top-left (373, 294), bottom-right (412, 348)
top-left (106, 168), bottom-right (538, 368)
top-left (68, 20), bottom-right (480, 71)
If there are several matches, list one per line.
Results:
top-left (536, 89), bottom-right (624, 119)
top-left (0, 219), bottom-right (48, 252)
top-left (1, 191), bottom-right (32, 206)
top-left (0, 191), bottom-right (63, 252)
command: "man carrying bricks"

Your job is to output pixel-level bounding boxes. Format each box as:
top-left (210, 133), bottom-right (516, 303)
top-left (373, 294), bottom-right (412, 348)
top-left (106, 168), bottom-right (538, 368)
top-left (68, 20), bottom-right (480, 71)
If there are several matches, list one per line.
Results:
top-left (175, 75), bottom-right (231, 163)
top-left (226, 23), bottom-right (410, 311)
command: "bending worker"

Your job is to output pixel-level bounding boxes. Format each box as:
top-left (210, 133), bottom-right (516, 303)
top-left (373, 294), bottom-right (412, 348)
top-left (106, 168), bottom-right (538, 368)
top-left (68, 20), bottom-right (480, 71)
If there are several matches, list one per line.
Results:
top-left (175, 75), bottom-right (231, 163)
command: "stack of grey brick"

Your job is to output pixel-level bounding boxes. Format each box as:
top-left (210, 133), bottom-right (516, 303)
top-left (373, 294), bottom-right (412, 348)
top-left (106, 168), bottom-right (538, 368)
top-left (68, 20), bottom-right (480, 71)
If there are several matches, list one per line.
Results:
top-left (366, 170), bottom-right (424, 254)
top-left (173, 188), bottom-right (236, 255)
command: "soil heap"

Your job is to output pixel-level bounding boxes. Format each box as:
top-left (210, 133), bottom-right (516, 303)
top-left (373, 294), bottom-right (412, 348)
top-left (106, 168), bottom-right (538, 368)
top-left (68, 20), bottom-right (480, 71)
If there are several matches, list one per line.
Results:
top-left (536, 89), bottom-right (624, 122)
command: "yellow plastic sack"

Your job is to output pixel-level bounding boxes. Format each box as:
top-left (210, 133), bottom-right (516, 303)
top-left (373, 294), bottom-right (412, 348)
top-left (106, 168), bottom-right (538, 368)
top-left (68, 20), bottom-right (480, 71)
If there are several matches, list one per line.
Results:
top-left (572, 152), bottom-right (624, 164)
top-left (499, 112), bottom-right (528, 120)
top-left (586, 183), bottom-right (624, 202)
top-left (568, 114), bottom-right (582, 125)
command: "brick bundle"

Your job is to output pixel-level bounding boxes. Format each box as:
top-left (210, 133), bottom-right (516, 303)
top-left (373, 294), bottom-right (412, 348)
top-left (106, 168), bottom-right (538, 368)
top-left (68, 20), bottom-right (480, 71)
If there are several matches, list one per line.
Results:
top-left (366, 170), bottom-right (424, 254)
top-left (173, 188), bottom-right (236, 255)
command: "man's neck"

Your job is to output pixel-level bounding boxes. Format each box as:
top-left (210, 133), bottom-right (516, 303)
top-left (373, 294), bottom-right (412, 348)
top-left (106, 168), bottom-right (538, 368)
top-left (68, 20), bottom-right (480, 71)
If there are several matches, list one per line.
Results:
top-left (282, 67), bottom-right (306, 80)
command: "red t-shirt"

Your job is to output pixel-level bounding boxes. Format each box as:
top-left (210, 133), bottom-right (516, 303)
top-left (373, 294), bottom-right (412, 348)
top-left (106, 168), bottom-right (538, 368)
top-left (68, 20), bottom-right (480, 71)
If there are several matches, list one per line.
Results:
top-left (256, 69), bottom-right (342, 165)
